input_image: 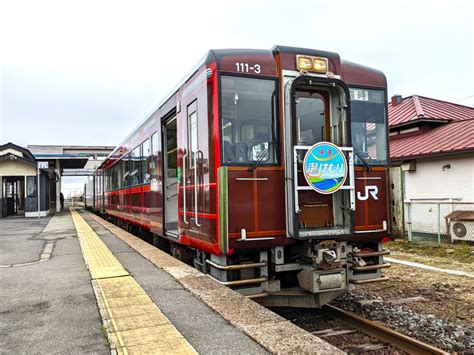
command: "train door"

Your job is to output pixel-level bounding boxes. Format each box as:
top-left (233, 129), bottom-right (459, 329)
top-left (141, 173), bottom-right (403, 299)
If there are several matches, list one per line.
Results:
top-left (163, 117), bottom-right (178, 237)
top-left (294, 90), bottom-right (335, 230)
top-left (149, 130), bottom-right (163, 236)
top-left (284, 76), bottom-right (355, 239)
top-left (182, 101), bottom-right (203, 234)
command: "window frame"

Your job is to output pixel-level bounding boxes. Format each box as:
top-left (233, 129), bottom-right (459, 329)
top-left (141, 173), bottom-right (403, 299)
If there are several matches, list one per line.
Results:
top-left (218, 72), bottom-right (280, 167)
top-left (129, 144), bottom-right (142, 186)
top-left (348, 85), bottom-right (390, 167)
top-left (121, 153), bottom-right (130, 188)
top-left (141, 138), bottom-right (151, 184)
top-left (187, 101), bottom-right (199, 168)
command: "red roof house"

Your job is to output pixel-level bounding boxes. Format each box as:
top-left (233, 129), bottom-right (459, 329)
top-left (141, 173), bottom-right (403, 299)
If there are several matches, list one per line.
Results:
top-left (387, 95), bottom-right (474, 240)
top-left (388, 95), bottom-right (474, 161)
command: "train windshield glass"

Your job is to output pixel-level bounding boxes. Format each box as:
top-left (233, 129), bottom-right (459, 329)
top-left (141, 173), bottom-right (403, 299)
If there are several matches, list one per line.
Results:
top-left (220, 76), bottom-right (277, 165)
top-left (349, 88), bottom-right (388, 165)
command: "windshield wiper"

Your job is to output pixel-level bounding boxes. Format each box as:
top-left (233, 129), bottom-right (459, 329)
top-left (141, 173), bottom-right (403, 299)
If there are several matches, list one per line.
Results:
top-left (352, 145), bottom-right (372, 172)
top-left (247, 142), bottom-right (276, 172)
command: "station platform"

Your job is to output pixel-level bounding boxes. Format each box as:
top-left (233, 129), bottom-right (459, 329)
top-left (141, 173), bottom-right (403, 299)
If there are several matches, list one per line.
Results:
top-left (0, 208), bottom-right (342, 354)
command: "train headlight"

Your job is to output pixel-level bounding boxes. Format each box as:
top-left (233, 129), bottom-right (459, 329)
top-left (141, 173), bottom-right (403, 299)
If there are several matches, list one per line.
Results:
top-left (296, 55), bottom-right (328, 74)
top-left (296, 56), bottom-right (313, 71)
top-left (313, 57), bottom-right (328, 73)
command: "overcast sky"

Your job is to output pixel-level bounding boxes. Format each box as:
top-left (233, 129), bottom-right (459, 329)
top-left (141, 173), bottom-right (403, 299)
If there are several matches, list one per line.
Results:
top-left (0, 0), bottom-right (473, 192)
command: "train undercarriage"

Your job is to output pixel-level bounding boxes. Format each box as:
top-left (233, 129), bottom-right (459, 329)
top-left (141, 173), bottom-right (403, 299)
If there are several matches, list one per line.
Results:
top-left (197, 240), bottom-right (390, 308)
top-left (100, 212), bottom-right (389, 308)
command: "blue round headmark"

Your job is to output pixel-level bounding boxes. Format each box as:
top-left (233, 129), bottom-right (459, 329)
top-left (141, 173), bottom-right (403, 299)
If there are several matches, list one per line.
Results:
top-left (302, 142), bottom-right (348, 194)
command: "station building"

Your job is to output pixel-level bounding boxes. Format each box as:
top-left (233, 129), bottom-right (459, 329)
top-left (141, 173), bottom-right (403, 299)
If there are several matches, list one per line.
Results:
top-left (0, 143), bottom-right (114, 218)
top-left (0, 143), bottom-right (57, 217)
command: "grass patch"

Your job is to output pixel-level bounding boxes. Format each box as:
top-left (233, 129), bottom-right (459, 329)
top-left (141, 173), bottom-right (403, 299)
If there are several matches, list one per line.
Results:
top-left (387, 239), bottom-right (474, 264)
top-left (100, 324), bottom-right (112, 349)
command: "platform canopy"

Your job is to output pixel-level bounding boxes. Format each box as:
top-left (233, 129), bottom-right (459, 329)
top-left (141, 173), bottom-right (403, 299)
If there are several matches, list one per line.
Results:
top-left (27, 145), bottom-right (115, 176)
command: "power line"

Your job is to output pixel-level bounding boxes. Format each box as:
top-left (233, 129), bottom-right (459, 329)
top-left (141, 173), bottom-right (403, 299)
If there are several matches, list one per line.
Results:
top-left (454, 95), bottom-right (474, 103)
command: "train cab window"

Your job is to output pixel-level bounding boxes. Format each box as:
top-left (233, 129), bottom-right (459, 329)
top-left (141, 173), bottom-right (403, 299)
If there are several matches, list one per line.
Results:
top-left (241, 124), bottom-right (271, 161)
top-left (349, 88), bottom-right (388, 165)
top-left (130, 146), bottom-right (141, 186)
top-left (141, 139), bottom-right (151, 184)
top-left (220, 76), bottom-right (277, 165)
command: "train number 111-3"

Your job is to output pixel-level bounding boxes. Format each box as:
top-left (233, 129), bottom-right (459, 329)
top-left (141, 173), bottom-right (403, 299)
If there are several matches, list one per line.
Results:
top-left (235, 62), bottom-right (261, 74)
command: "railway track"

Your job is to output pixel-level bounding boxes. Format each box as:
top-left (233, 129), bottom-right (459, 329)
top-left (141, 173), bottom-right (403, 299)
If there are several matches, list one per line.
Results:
top-left (274, 305), bottom-right (450, 354)
top-left (322, 305), bottom-right (449, 355)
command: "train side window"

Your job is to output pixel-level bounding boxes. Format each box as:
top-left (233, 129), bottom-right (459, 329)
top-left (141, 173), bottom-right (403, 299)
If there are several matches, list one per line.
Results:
top-left (142, 138), bottom-right (151, 184)
top-left (112, 163), bottom-right (118, 190)
top-left (116, 160), bottom-right (122, 189)
top-left (104, 169), bottom-right (108, 191)
top-left (115, 161), bottom-right (120, 189)
top-left (188, 108), bottom-right (198, 167)
top-left (110, 165), bottom-right (114, 190)
top-left (122, 153), bottom-right (130, 187)
top-left (130, 146), bottom-right (141, 186)
top-left (151, 131), bottom-right (159, 156)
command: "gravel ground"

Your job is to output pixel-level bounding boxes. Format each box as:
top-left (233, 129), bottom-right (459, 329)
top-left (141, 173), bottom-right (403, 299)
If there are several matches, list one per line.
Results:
top-left (333, 262), bottom-right (474, 353)
top-left (359, 264), bottom-right (474, 326)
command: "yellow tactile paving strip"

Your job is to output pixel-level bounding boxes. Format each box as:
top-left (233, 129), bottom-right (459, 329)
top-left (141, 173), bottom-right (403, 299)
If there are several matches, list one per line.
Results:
top-left (70, 208), bottom-right (196, 355)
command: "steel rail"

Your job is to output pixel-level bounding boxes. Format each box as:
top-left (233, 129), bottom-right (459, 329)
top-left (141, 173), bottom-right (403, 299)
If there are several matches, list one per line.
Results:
top-left (323, 305), bottom-right (449, 355)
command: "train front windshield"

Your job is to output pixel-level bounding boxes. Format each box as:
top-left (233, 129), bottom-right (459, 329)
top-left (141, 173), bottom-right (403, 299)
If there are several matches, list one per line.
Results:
top-left (349, 88), bottom-right (388, 166)
top-left (220, 76), bottom-right (278, 165)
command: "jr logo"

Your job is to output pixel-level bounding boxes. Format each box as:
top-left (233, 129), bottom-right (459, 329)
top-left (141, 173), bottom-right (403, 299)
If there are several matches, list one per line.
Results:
top-left (357, 185), bottom-right (379, 200)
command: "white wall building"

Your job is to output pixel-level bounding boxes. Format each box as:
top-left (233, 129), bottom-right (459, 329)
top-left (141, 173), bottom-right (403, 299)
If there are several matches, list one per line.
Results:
top-left (387, 95), bottom-right (474, 241)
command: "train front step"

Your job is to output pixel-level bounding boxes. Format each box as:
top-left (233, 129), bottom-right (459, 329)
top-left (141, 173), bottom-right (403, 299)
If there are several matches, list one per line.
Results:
top-left (348, 243), bottom-right (390, 284)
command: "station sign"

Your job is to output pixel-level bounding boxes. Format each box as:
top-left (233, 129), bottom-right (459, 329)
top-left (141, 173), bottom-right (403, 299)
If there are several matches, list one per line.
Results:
top-left (37, 162), bottom-right (48, 169)
top-left (303, 142), bottom-right (348, 194)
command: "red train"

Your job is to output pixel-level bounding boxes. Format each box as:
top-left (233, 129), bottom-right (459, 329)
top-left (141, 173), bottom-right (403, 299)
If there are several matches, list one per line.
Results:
top-left (85, 46), bottom-right (390, 307)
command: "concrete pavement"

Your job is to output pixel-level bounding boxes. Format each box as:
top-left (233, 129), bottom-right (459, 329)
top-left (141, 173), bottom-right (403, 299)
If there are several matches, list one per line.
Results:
top-left (0, 212), bottom-right (108, 353)
top-left (0, 211), bottom-right (266, 354)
